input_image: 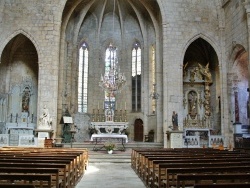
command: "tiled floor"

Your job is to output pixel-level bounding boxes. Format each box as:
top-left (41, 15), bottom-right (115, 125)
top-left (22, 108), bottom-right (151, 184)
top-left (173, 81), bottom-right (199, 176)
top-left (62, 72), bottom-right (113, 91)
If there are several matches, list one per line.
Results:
top-left (76, 163), bottom-right (146, 188)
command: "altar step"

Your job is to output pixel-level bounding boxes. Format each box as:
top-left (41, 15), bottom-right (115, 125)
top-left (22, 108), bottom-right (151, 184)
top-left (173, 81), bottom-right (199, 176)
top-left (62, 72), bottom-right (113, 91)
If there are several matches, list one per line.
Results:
top-left (63, 141), bottom-right (163, 150)
top-left (63, 142), bottom-right (163, 163)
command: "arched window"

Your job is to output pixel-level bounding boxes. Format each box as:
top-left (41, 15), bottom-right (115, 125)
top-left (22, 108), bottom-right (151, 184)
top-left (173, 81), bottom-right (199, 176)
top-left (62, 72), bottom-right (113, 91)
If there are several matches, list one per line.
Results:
top-left (78, 42), bottom-right (89, 113)
top-left (151, 45), bottom-right (156, 113)
top-left (132, 42), bottom-right (141, 111)
top-left (104, 43), bottom-right (117, 109)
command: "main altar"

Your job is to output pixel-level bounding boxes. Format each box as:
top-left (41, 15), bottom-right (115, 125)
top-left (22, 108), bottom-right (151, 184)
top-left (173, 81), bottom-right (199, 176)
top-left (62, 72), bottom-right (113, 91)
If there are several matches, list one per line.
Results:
top-left (89, 43), bottom-right (128, 151)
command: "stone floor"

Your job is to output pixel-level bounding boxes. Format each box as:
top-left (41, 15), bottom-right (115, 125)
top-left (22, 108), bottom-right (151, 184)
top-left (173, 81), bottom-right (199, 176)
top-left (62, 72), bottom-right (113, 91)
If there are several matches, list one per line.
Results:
top-left (76, 163), bottom-right (145, 188)
top-left (75, 149), bottom-right (146, 188)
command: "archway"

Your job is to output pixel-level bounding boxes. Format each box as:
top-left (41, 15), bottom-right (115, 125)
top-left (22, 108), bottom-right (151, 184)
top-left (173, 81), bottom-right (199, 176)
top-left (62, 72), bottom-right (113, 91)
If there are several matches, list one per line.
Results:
top-left (182, 37), bottom-right (220, 147)
top-left (0, 34), bottom-right (38, 136)
top-left (229, 44), bottom-right (249, 125)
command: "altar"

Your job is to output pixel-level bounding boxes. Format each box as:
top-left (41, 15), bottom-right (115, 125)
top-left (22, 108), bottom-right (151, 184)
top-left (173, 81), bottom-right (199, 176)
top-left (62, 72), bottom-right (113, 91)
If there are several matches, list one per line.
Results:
top-left (90, 121), bottom-right (128, 134)
top-left (90, 134), bottom-right (128, 151)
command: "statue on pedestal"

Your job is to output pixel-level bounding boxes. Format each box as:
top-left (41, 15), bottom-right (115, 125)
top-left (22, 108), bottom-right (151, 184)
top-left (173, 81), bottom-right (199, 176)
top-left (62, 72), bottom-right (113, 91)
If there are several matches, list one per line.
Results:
top-left (172, 111), bottom-right (178, 130)
top-left (38, 105), bottom-right (52, 129)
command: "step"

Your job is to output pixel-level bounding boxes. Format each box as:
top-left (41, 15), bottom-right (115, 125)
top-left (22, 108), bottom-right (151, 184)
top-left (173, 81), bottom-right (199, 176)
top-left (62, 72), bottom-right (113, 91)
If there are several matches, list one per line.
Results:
top-left (63, 141), bottom-right (163, 150)
top-left (62, 142), bottom-right (163, 164)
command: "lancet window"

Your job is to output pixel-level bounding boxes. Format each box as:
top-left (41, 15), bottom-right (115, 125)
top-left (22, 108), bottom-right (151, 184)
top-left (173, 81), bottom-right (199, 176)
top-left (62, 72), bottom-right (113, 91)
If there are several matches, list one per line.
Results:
top-left (78, 42), bottom-right (89, 113)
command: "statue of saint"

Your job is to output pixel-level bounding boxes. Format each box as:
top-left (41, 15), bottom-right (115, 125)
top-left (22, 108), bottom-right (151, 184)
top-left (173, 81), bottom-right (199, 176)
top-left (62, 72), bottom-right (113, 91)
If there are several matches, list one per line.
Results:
top-left (172, 111), bottom-right (178, 130)
top-left (38, 105), bottom-right (52, 129)
top-left (188, 91), bottom-right (197, 116)
top-left (22, 87), bottom-right (30, 112)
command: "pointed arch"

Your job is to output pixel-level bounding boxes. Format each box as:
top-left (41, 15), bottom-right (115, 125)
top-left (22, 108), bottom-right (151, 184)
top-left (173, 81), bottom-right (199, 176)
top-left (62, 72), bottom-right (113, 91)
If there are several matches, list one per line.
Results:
top-left (181, 33), bottom-right (220, 63)
top-left (0, 29), bottom-right (41, 64)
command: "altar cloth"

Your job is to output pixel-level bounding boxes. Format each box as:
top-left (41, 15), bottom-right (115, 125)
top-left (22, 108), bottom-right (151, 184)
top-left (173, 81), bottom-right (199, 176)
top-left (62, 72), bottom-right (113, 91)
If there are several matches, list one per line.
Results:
top-left (90, 134), bottom-right (128, 143)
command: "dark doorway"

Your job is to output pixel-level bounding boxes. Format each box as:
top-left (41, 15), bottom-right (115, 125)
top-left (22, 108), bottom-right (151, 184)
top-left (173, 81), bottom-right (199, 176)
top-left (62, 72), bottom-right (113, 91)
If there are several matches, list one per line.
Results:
top-left (134, 118), bottom-right (143, 141)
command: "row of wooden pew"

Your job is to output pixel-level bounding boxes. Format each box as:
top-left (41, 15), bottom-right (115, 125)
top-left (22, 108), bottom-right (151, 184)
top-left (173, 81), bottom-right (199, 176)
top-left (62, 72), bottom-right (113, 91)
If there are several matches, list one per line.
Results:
top-left (131, 147), bottom-right (250, 188)
top-left (0, 146), bottom-right (89, 188)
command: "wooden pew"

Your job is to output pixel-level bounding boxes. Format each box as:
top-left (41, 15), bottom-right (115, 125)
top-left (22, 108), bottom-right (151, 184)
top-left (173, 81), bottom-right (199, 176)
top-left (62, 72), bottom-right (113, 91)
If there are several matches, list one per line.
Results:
top-left (147, 158), bottom-right (250, 186)
top-left (194, 183), bottom-right (250, 188)
top-left (131, 148), bottom-right (250, 188)
top-left (0, 174), bottom-right (52, 188)
top-left (156, 164), bottom-right (250, 188)
top-left (0, 150), bottom-right (86, 185)
top-left (143, 155), bottom-right (250, 182)
top-left (0, 162), bottom-right (69, 188)
top-left (0, 147), bottom-right (89, 188)
top-left (165, 165), bottom-right (250, 188)
top-left (176, 173), bottom-right (250, 188)
top-left (0, 185), bottom-right (35, 188)
top-left (0, 167), bottom-right (61, 188)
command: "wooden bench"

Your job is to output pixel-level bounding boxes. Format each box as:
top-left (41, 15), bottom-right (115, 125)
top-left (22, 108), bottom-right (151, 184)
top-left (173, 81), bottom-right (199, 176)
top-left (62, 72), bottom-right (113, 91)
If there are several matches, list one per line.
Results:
top-left (177, 173), bottom-right (250, 188)
top-left (0, 167), bottom-right (61, 188)
top-left (0, 150), bottom-right (86, 185)
top-left (194, 182), bottom-right (250, 188)
top-left (0, 162), bottom-right (69, 188)
top-left (0, 185), bottom-right (35, 188)
top-left (0, 174), bottom-right (52, 188)
top-left (142, 155), bottom-right (250, 182)
top-left (165, 165), bottom-right (250, 188)
top-left (147, 158), bottom-right (250, 186)
top-left (0, 147), bottom-right (89, 187)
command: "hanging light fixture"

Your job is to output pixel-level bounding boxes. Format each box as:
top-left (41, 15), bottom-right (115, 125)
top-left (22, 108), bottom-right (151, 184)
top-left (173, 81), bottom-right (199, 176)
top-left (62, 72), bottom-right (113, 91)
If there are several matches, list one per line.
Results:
top-left (99, 0), bottom-right (126, 98)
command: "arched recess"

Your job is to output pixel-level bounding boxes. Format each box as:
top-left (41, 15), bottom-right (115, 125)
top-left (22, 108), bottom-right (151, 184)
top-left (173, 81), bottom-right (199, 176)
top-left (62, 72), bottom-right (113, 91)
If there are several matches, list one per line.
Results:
top-left (228, 44), bottom-right (249, 125)
top-left (0, 34), bottom-right (39, 126)
top-left (182, 37), bottom-right (220, 137)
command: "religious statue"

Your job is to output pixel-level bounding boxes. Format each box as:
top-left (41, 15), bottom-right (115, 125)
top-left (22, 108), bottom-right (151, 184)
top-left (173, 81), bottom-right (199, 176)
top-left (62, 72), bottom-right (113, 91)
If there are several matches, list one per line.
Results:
top-left (188, 91), bottom-right (197, 117)
top-left (172, 111), bottom-right (178, 130)
top-left (22, 87), bottom-right (30, 112)
top-left (38, 105), bottom-right (52, 129)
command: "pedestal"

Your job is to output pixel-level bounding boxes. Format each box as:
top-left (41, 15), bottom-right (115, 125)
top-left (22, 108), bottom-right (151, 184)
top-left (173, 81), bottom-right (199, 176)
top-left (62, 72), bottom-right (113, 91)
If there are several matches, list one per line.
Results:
top-left (166, 130), bottom-right (183, 148)
top-left (35, 129), bottom-right (54, 147)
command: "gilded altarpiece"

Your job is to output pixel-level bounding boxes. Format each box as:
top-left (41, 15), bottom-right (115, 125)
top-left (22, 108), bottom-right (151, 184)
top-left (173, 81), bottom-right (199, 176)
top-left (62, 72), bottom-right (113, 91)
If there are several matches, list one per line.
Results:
top-left (182, 63), bottom-right (223, 147)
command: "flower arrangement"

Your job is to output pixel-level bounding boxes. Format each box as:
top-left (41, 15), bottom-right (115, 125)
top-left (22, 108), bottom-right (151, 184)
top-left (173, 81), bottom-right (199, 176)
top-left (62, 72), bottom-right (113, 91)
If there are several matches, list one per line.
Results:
top-left (104, 140), bottom-right (116, 151)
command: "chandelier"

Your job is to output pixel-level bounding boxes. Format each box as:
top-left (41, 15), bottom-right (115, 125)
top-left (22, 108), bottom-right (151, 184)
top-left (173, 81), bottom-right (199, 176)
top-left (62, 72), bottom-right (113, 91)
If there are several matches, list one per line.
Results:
top-left (99, 43), bottom-right (126, 96)
top-left (99, 0), bottom-right (126, 96)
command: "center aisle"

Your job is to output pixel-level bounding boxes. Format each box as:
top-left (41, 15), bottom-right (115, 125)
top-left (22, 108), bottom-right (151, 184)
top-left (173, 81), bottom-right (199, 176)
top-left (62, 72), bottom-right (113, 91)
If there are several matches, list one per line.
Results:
top-left (76, 149), bottom-right (146, 188)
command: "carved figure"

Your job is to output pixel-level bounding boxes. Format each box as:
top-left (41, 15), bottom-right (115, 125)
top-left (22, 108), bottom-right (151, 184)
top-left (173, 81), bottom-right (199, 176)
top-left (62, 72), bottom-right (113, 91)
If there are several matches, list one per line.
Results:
top-left (39, 105), bottom-right (52, 129)
top-left (188, 91), bottom-right (197, 115)
top-left (198, 63), bottom-right (212, 83)
top-left (22, 87), bottom-right (30, 112)
top-left (172, 111), bottom-right (178, 130)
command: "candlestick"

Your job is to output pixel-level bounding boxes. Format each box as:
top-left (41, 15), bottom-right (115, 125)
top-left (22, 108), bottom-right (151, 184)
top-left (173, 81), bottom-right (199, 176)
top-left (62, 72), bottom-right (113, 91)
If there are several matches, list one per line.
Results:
top-left (98, 102), bottom-right (100, 109)
top-left (125, 102), bottom-right (126, 110)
